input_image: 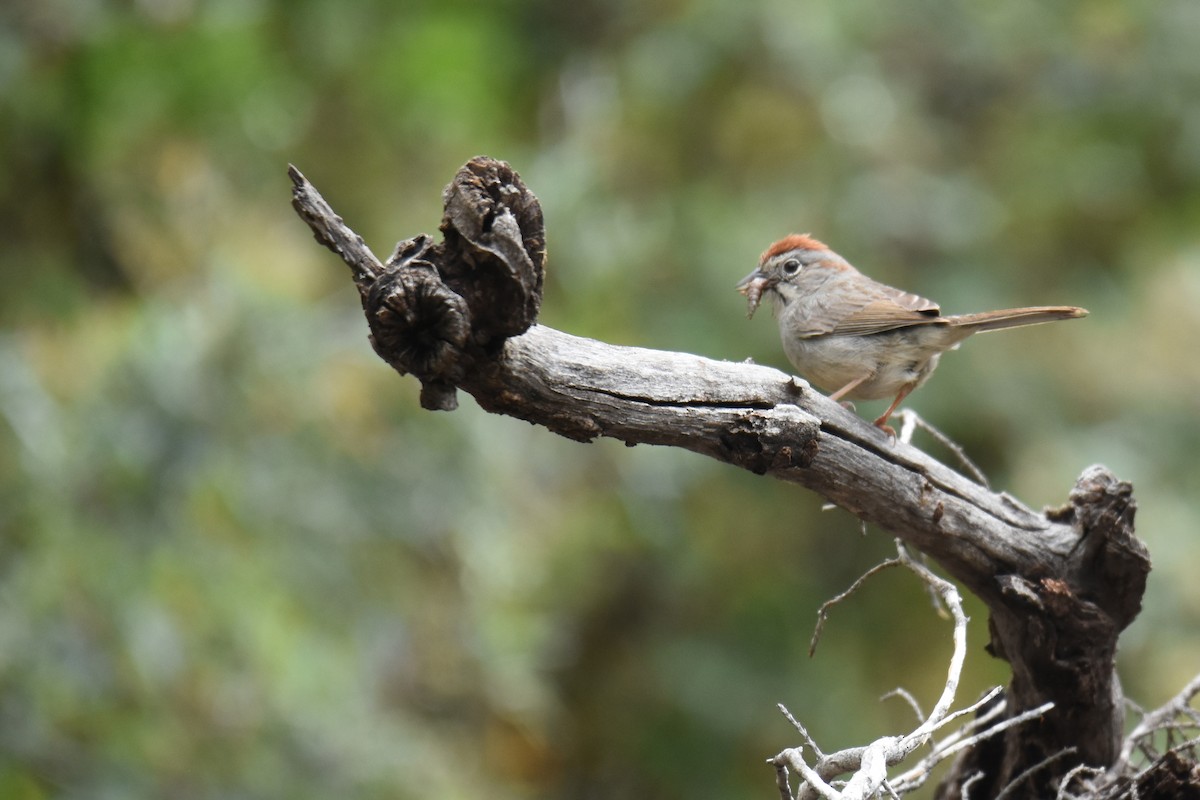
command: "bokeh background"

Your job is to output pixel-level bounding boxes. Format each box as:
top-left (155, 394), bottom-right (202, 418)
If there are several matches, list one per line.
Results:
top-left (2, 1), bottom-right (1199, 797)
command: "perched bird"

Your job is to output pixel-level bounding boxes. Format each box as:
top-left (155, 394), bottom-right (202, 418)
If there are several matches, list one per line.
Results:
top-left (737, 234), bottom-right (1087, 434)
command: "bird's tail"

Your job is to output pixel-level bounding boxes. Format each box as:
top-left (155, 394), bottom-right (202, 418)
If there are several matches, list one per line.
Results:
top-left (949, 306), bottom-right (1088, 333)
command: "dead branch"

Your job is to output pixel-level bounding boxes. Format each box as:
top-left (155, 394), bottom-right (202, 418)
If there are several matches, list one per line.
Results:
top-left (289, 157), bottom-right (1154, 798)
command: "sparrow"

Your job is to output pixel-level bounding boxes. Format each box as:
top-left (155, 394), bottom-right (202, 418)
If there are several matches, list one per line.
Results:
top-left (738, 234), bottom-right (1087, 433)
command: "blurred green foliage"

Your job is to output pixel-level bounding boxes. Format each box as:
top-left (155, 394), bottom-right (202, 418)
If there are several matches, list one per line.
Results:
top-left (1, 0), bottom-right (1199, 797)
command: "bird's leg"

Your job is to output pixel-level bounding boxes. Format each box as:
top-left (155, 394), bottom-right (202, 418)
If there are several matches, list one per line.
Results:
top-left (828, 375), bottom-right (870, 403)
top-left (873, 384), bottom-right (915, 437)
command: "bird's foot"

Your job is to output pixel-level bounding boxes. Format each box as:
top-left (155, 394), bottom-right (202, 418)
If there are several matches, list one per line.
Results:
top-left (873, 421), bottom-right (898, 441)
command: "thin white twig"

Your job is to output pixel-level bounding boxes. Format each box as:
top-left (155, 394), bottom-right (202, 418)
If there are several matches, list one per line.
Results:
top-left (887, 691), bottom-right (1006, 789)
top-left (772, 758), bottom-right (794, 800)
top-left (1116, 671), bottom-right (1200, 768)
top-left (893, 409), bottom-right (990, 488)
top-left (779, 703), bottom-right (825, 758)
top-left (783, 747), bottom-right (842, 800)
top-left (995, 747), bottom-right (1077, 799)
top-left (931, 687), bottom-right (1005, 737)
top-left (780, 542), bottom-right (1060, 799)
top-left (886, 699), bottom-right (1055, 793)
top-left (1055, 763), bottom-right (1105, 799)
top-left (880, 687), bottom-right (926, 725)
top-left (895, 547), bottom-right (967, 747)
top-left (838, 737), bottom-right (896, 798)
top-left (791, 542), bottom-right (973, 799)
top-left (959, 770), bottom-right (986, 800)
top-left (931, 701), bottom-right (1056, 764)
top-left (897, 410), bottom-right (918, 445)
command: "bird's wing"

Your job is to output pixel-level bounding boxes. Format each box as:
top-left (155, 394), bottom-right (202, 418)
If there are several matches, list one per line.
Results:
top-left (825, 281), bottom-right (943, 337)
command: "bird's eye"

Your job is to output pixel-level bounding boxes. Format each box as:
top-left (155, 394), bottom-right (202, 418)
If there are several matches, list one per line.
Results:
top-left (782, 258), bottom-right (802, 275)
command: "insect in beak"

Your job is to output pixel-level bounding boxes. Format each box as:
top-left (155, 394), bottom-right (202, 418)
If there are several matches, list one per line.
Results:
top-left (736, 269), bottom-right (771, 319)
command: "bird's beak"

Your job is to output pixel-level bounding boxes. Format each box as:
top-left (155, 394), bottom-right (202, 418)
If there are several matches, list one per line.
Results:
top-left (736, 267), bottom-right (771, 319)
top-left (735, 268), bottom-right (762, 293)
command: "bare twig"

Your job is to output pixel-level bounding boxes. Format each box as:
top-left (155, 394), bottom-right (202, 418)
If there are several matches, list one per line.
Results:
top-left (809, 558), bottom-right (903, 657)
top-left (1058, 672), bottom-right (1200, 796)
top-left (892, 409), bottom-right (990, 488)
top-left (995, 748), bottom-right (1077, 799)
top-left (889, 699), bottom-right (1055, 794)
top-left (288, 164), bottom-right (381, 287)
top-left (1115, 671), bottom-right (1200, 769)
top-left (777, 747), bottom-right (843, 800)
top-left (1054, 763), bottom-right (1105, 799)
top-left (778, 704), bottom-right (826, 759)
top-left (774, 760), bottom-right (794, 800)
top-left (892, 548), bottom-right (967, 745)
top-left (880, 688), bottom-right (926, 726)
top-left (778, 540), bottom-right (1061, 799)
top-left (926, 687), bottom-right (1005, 741)
top-left (959, 770), bottom-right (985, 800)
top-left (782, 543), bottom-right (975, 798)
